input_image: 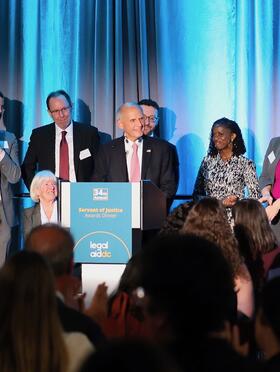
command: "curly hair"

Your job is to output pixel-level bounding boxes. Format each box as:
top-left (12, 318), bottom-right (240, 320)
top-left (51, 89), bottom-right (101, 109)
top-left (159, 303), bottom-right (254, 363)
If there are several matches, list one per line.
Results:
top-left (208, 117), bottom-right (246, 157)
top-left (181, 197), bottom-right (242, 277)
top-left (159, 202), bottom-right (194, 236)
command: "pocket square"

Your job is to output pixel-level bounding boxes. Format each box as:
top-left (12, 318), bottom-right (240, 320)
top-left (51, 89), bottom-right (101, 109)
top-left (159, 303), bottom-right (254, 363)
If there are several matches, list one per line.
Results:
top-left (146, 149), bottom-right (151, 153)
top-left (79, 148), bottom-right (91, 160)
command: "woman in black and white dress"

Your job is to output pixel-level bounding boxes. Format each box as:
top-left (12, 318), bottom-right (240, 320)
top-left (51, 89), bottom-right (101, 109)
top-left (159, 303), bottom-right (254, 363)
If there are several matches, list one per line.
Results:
top-left (193, 117), bottom-right (260, 222)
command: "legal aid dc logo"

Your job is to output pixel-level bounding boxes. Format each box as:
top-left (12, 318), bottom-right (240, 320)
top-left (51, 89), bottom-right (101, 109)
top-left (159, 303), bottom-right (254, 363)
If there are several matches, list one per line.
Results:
top-left (93, 188), bottom-right (108, 201)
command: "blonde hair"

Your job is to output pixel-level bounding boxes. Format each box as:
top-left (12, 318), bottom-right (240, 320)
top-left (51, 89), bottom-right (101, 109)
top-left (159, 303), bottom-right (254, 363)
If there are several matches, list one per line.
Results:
top-left (30, 170), bottom-right (57, 202)
top-left (0, 251), bottom-right (68, 372)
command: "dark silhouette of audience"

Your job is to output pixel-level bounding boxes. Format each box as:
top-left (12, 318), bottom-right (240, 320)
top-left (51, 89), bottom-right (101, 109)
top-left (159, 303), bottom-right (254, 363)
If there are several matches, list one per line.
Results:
top-left (80, 339), bottom-right (180, 372)
top-left (255, 277), bottom-right (280, 371)
top-left (137, 234), bottom-right (260, 372)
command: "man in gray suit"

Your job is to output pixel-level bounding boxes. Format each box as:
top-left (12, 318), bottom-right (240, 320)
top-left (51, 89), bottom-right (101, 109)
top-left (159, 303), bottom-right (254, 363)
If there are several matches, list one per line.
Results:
top-left (0, 92), bottom-right (21, 265)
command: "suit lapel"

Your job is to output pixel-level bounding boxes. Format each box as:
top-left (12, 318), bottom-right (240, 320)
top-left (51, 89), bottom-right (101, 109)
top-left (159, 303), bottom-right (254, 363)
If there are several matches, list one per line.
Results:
top-left (48, 124), bottom-right (56, 172)
top-left (114, 137), bottom-right (129, 181)
top-left (73, 122), bottom-right (81, 177)
top-left (141, 137), bottom-right (152, 179)
top-left (32, 203), bottom-right (42, 226)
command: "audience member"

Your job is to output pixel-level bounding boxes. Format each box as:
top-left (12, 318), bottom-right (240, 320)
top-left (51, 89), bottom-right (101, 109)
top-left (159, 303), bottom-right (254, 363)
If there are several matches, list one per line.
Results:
top-left (0, 251), bottom-right (93, 372)
top-left (255, 277), bottom-right (280, 371)
top-left (23, 170), bottom-right (58, 237)
top-left (232, 199), bottom-right (277, 295)
top-left (99, 253), bottom-right (148, 339)
top-left (80, 339), bottom-right (180, 372)
top-left (22, 90), bottom-right (100, 189)
top-left (137, 234), bottom-right (259, 372)
top-left (182, 197), bottom-right (254, 318)
top-left (158, 201), bottom-right (193, 236)
top-left (25, 224), bottom-right (106, 348)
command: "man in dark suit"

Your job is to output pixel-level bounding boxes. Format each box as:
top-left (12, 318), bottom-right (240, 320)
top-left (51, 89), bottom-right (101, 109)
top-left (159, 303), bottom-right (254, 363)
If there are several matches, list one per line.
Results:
top-left (0, 92), bottom-right (21, 266)
top-left (22, 90), bottom-right (100, 189)
top-left (138, 98), bottom-right (179, 188)
top-left (92, 102), bottom-right (178, 200)
top-left (25, 224), bottom-right (106, 349)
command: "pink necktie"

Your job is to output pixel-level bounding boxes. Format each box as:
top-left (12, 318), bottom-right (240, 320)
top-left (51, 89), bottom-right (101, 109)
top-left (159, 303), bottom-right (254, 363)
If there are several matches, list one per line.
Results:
top-left (130, 143), bottom-right (140, 182)
top-left (59, 131), bottom-right (69, 181)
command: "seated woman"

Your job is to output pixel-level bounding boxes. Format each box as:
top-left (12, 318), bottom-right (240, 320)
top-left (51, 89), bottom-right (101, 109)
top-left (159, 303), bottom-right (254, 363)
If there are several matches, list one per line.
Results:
top-left (193, 117), bottom-right (260, 223)
top-left (23, 170), bottom-right (58, 237)
top-left (182, 197), bottom-right (254, 318)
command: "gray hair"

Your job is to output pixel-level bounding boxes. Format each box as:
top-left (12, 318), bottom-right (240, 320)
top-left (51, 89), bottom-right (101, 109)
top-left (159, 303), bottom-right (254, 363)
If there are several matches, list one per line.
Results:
top-left (30, 170), bottom-right (57, 202)
top-left (116, 102), bottom-right (143, 121)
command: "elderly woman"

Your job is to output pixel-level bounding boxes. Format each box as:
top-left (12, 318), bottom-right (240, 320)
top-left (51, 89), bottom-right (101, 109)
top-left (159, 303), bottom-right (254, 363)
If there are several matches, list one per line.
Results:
top-left (193, 117), bottom-right (260, 222)
top-left (23, 170), bottom-right (58, 238)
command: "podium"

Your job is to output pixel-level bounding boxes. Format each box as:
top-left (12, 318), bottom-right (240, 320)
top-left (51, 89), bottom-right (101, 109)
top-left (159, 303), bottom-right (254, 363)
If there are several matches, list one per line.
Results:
top-left (59, 181), bottom-right (166, 301)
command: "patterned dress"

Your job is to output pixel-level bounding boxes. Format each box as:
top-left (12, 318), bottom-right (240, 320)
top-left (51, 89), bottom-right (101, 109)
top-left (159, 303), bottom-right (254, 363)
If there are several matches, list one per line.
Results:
top-left (193, 153), bottom-right (261, 221)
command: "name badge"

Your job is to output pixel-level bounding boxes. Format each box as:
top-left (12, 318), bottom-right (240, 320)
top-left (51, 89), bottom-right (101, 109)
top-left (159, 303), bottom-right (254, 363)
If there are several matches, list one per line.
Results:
top-left (0, 141), bottom-right (9, 149)
top-left (79, 148), bottom-right (91, 160)
top-left (268, 151), bottom-right (276, 164)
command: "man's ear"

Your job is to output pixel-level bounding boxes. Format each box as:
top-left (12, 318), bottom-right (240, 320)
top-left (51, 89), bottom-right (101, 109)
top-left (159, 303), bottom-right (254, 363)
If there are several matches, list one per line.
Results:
top-left (117, 119), bottom-right (123, 130)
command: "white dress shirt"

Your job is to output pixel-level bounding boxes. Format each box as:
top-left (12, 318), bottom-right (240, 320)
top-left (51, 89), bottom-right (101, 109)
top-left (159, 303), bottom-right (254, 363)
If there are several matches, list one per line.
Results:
top-left (40, 200), bottom-right (58, 224)
top-left (124, 137), bottom-right (143, 181)
top-left (55, 122), bottom-right (77, 182)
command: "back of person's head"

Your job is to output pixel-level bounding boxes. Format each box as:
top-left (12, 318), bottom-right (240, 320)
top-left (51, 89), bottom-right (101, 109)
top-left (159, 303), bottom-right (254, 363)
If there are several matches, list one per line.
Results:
top-left (232, 198), bottom-right (277, 256)
top-left (25, 224), bottom-right (74, 277)
top-left (159, 202), bottom-right (193, 236)
top-left (259, 277), bottom-right (280, 342)
top-left (117, 253), bottom-right (142, 294)
top-left (0, 251), bottom-right (67, 372)
top-left (80, 338), bottom-right (179, 372)
top-left (182, 198), bottom-right (242, 277)
top-left (138, 234), bottom-right (236, 344)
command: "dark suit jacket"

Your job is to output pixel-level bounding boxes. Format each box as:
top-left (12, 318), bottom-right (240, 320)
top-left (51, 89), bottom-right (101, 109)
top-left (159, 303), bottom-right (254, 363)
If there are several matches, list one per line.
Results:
top-left (23, 203), bottom-right (41, 238)
top-left (56, 297), bottom-right (105, 349)
top-left (21, 121), bottom-right (100, 189)
top-left (92, 136), bottom-right (178, 199)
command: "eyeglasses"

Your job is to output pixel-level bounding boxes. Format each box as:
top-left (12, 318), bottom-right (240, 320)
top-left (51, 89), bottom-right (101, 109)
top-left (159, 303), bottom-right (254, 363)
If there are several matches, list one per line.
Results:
top-left (144, 115), bottom-right (159, 123)
top-left (49, 106), bottom-right (71, 115)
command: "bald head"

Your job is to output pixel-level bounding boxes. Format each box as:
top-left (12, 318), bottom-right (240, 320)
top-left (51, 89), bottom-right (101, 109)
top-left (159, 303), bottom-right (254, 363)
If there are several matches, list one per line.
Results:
top-left (25, 224), bottom-right (74, 277)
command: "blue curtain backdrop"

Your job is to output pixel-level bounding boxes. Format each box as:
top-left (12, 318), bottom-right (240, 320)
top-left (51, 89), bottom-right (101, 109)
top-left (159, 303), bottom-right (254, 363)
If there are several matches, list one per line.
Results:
top-left (0, 0), bottom-right (280, 196)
